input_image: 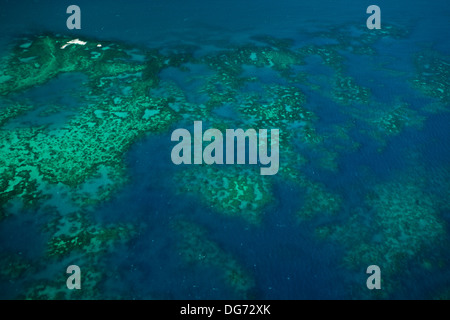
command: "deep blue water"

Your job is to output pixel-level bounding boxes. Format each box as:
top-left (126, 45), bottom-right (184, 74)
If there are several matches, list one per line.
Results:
top-left (0, 0), bottom-right (449, 300)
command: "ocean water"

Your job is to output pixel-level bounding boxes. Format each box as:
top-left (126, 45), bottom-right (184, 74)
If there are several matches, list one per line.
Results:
top-left (0, 0), bottom-right (449, 300)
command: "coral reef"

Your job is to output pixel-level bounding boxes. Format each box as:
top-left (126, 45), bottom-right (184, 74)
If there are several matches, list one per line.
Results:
top-left (0, 35), bottom-right (146, 96)
top-left (0, 34), bottom-right (182, 211)
top-left (296, 178), bottom-right (342, 220)
top-left (316, 171), bottom-right (447, 297)
top-left (46, 211), bottom-right (137, 259)
top-left (175, 166), bottom-right (273, 224)
top-left (0, 253), bottom-right (35, 281)
top-left (20, 208), bottom-right (139, 299)
top-left (331, 75), bottom-right (371, 105)
top-left (172, 220), bottom-right (255, 299)
top-left (412, 51), bottom-right (450, 105)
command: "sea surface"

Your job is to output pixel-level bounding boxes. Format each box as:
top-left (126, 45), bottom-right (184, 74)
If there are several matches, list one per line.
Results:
top-left (0, 0), bottom-right (449, 300)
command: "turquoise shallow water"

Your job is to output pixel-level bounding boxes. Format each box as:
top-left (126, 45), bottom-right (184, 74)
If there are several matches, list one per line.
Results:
top-left (0, 1), bottom-right (449, 299)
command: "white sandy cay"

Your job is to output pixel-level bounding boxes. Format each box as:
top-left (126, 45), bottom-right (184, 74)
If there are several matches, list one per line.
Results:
top-left (60, 39), bottom-right (87, 49)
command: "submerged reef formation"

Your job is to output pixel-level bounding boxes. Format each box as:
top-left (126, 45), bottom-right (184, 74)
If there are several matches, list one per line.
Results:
top-left (172, 220), bottom-right (255, 299)
top-left (22, 208), bottom-right (139, 300)
top-left (316, 169), bottom-right (447, 298)
top-left (0, 34), bottom-right (176, 299)
top-left (45, 211), bottom-right (137, 259)
top-left (295, 177), bottom-right (342, 220)
top-left (0, 253), bottom-right (35, 281)
top-left (175, 166), bottom-right (273, 224)
top-left (0, 35), bottom-right (145, 95)
top-left (356, 100), bottom-right (427, 149)
top-left (0, 35), bottom-right (182, 213)
top-left (412, 51), bottom-right (450, 106)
